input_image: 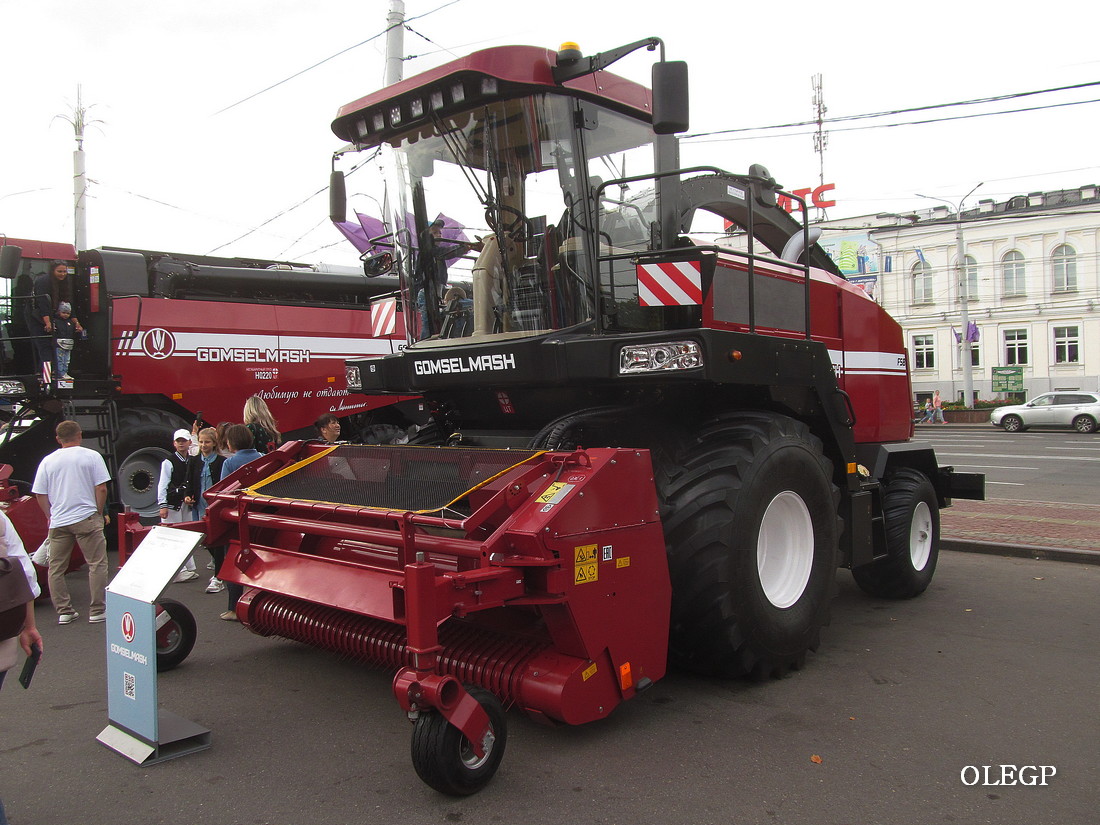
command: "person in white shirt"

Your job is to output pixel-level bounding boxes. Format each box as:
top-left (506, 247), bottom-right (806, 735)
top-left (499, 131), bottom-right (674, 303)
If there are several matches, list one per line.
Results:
top-left (31, 420), bottom-right (110, 624)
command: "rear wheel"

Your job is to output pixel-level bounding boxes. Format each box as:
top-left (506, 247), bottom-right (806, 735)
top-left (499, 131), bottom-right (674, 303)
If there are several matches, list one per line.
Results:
top-left (1072, 415), bottom-right (1096, 434)
top-left (852, 469), bottom-right (939, 599)
top-left (114, 408), bottom-right (191, 517)
top-left (656, 413), bottom-right (840, 679)
top-left (1000, 414), bottom-right (1024, 433)
top-left (411, 686), bottom-right (506, 795)
top-left (154, 598), bottom-right (197, 671)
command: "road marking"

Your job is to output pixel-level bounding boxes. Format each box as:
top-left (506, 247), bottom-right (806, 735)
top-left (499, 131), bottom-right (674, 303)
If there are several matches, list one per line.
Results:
top-left (947, 463), bottom-right (1037, 470)
top-left (936, 452), bottom-right (1100, 462)
top-left (987, 481), bottom-right (1025, 486)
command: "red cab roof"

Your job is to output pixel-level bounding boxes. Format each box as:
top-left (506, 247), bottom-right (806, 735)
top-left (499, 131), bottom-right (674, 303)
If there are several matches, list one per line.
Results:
top-left (0, 237), bottom-right (78, 261)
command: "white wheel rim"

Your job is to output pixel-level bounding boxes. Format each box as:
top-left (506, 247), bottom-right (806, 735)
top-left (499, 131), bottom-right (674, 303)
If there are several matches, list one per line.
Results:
top-left (757, 491), bottom-right (815, 608)
top-left (910, 501), bottom-right (934, 571)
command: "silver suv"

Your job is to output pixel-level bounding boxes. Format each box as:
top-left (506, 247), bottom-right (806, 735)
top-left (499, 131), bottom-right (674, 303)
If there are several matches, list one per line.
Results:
top-left (990, 392), bottom-right (1100, 433)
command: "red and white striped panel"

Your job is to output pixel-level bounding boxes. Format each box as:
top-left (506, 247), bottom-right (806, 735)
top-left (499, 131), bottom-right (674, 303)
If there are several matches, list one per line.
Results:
top-left (370, 297), bottom-right (398, 337)
top-left (637, 260), bottom-right (703, 307)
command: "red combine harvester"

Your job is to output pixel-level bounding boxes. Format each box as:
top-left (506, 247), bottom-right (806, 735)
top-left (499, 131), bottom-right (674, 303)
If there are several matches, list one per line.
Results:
top-left (185, 39), bottom-right (984, 794)
top-left (0, 240), bottom-right (421, 519)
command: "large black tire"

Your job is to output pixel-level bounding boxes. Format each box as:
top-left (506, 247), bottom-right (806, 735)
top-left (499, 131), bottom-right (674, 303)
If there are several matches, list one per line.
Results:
top-left (411, 686), bottom-right (507, 796)
top-left (155, 598), bottom-right (197, 672)
top-left (852, 468), bottom-right (939, 599)
top-left (656, 412), bottom-right (840, 679)
top-left (114, 408), bottom-right (191, 517)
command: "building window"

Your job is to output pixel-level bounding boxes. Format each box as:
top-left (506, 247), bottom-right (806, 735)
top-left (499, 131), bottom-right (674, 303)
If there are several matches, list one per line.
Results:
top-left (963, 254), bottom-right (979, 301)
top-left (913, 334), bottom-right (935, 369)
top-left (1004, 328), bottom-right (1028, 365)
top-left (1052, 244), bottom-right (1077, 292)
top-left (1002, 250), bottom-right (1025, 296)
top-left (965, 342), bottom-right (980, 368)
top-left (1053, 325), bottom-right (1080, 364)
top-left (912, 261), bottom-right (934, 303)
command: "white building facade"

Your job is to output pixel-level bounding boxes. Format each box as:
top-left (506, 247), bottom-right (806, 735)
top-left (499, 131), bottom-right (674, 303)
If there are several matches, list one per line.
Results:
top-left (820, 186), bottom-right (1100, 404)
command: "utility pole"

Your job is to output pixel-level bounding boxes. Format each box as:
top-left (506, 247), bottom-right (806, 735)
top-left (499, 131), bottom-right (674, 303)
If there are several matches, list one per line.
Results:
top-left (385, 0), bottom-right (405, 86)
top-left (916, 183), bottom-right (983, 409)
top-left (811, 73), bottom-right (828, 221)
top-left (57, 84), bottom-right (101, 251)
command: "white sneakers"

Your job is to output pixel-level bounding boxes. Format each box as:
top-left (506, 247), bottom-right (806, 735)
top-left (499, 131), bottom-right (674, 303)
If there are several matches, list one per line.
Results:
top-left (205, 577), bottom-right (225, 593)
top-left (172, 569), bottom-right (200, 583)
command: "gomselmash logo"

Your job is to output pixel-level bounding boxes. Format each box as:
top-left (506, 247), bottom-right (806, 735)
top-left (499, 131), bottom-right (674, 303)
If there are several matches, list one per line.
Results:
top-left (141, 328), bottom-right (176, 359)
top-left (413, 353), bottom-right (516, 376)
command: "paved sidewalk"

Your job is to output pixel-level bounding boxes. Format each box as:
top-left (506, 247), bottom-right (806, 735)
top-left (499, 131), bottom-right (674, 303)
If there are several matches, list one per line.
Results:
top-left (941, 497), bottom-right (1100, 564)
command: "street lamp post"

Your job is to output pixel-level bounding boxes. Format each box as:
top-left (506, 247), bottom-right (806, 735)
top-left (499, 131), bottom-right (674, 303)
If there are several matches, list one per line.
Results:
top-left (916, 183), bottom-right (983, 409)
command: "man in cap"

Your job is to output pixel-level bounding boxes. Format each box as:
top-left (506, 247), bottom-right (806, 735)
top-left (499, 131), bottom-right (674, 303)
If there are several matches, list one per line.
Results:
top-left (158, 427), bottom-right (198, 581)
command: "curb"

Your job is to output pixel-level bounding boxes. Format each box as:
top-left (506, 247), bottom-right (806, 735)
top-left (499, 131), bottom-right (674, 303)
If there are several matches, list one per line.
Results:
top-left (941, 538), bottom-right (1100, 566)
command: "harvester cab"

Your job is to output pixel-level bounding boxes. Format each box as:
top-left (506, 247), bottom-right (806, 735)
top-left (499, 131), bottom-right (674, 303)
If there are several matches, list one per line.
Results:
top-left (208, 39), bottom-right (982, 795)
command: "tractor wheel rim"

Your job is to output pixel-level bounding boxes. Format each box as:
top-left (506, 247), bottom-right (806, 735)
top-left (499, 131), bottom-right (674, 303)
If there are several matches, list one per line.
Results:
top-left (910, 501), bottom-right (934, 571)
top-left (757, 491), bottom-right (814, 608)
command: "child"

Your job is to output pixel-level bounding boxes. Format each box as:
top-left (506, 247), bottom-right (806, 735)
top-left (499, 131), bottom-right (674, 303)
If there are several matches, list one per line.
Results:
top-left (53, 301), bottom-right (81, 380)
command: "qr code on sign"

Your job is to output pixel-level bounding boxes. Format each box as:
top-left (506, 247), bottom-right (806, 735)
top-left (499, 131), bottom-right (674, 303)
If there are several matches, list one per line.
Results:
top-left (124, 672), bottom-right (136, 700)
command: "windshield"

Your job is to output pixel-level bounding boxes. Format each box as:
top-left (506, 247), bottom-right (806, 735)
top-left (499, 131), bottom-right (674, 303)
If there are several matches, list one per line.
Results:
top-left (375, 93), bottom-right (657, 345)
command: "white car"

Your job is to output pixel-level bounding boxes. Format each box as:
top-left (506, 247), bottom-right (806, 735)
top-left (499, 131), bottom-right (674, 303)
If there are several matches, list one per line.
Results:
top-left (990, 391), bottom-right (1100, 433)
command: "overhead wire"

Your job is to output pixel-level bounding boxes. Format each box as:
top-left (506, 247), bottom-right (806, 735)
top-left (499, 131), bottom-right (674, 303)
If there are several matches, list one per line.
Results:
top-left (213, 0), bottom-right (464, 116)
top-left (684, 79), bottom-right (1100, 139)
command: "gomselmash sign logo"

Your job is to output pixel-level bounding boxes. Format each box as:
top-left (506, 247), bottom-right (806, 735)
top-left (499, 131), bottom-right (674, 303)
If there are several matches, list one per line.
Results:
top-left (413, 353), bottom-right (516, 375)
top-left (116, 330), bottom-right (394, 363)
top-left (141, 328), bottom-right (176, 359)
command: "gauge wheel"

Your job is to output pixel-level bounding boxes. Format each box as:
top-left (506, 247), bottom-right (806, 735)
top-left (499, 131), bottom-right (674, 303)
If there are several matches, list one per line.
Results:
top-left (1072, 415), bottom-right (1096, 434)
top-left (1000, 414), bottom-right (1024, 433)
top-left (852, 469), bottom-right (940, 599)
top-left (411, 686), bottom-right (507, 796)
top-left (154, 598), bottom-right (197, 672)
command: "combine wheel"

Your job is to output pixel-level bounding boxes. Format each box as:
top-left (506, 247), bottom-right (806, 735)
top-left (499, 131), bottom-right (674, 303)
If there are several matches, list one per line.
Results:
top-left (852, 469), bottom-right (939, 599)
top-left (154, 598), bottom-right (197, 672)
top-left (411, 686), bottom-right (507, 796)
top-left (115, 408), bottom-right (191, 517)
top-left (657, 413), bottom-right (840, 679)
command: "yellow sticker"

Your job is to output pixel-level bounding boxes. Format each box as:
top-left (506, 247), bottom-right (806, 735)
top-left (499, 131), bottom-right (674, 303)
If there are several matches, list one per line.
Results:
top-left (574, 544), bottom-right (598, 564)
top-left (616, 557), bottom-right (631, 568)
top-left (582, 662), bottom-right (598, 681)
top-left (575, 563), bottom-right (598, 584)
top-left (537, 482), bottom-right (574, 505)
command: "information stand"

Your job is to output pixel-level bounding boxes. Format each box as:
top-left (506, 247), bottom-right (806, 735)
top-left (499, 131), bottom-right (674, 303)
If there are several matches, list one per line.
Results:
top-left (96, 527), bottom-right (210, 764)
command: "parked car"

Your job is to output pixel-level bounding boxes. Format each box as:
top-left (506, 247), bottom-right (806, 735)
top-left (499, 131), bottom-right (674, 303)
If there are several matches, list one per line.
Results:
top-left (989, 392), bottom-right (1100, 433)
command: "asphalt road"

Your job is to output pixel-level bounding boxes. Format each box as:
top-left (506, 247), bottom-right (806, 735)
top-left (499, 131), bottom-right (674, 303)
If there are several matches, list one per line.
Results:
top-left (3, 549), bottom-right (1097, 825)
top-left (914, 426), bottom-right (1100, 503)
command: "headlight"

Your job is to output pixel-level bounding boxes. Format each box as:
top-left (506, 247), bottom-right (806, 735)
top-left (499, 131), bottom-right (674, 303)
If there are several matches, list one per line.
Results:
top-left (345, 365), bottom-right (361, 390)
top-left (0, 379), bottom-right (26, 396)
top-left (619, 341), bottom-right (702, 375)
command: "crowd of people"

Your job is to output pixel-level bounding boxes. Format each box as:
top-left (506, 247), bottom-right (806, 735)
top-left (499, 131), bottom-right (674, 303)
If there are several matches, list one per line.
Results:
top-left (17, 394), bottom-right (338, 632)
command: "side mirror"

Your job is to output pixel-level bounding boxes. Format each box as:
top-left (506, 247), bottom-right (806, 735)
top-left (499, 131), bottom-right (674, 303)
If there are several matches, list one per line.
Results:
top-left (329, 170), bottom-right (347, 224)
top-left (0, 244), bottom-right (22, 280)
top-left (652, 61), bottom-right (689, 134)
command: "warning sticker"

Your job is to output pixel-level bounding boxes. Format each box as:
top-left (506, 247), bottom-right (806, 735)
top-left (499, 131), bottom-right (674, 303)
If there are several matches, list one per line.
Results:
top-left (574, 544), bottom-right (598, 585)
top-left (537, 482), bottom-right (575, 506)
top-left (582, 662), bottom-right (598, 681)
top-left (616, 557), bottom-right (631, 568)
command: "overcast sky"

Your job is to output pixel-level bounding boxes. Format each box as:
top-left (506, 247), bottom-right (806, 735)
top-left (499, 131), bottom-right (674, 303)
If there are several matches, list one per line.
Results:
top-left (3, 0), bottom-right (1097, 267)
